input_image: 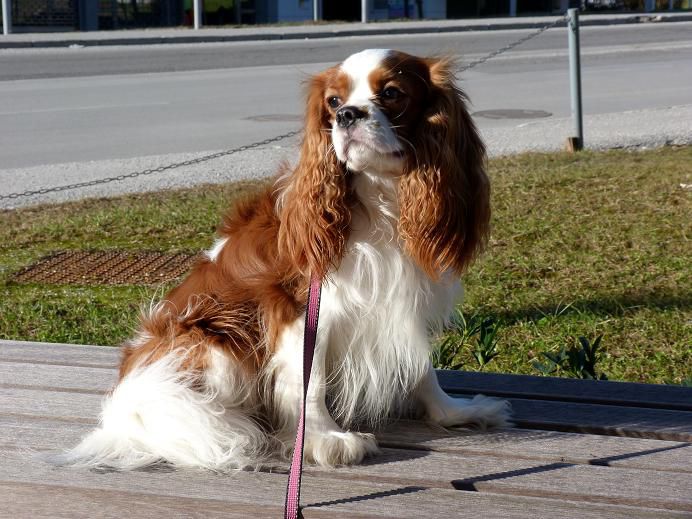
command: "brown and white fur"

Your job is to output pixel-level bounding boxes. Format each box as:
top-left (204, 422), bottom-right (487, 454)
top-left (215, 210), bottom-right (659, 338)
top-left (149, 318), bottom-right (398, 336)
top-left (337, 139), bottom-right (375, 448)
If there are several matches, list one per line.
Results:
top-left (61, 49), bottom-right (510, 471)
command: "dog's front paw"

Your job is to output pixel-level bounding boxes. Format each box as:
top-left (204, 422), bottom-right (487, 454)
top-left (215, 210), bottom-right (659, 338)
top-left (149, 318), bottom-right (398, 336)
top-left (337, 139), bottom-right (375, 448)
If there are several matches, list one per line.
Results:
top-left (427, 394), bottom-right (512, 429)
top-left (305, 430), bottom-right (379, 467)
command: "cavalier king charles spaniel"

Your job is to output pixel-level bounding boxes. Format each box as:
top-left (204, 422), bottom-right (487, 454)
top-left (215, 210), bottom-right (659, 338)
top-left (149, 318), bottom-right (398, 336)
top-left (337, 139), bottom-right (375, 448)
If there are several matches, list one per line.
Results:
top-left (63, 49), bottom-right (510, 471)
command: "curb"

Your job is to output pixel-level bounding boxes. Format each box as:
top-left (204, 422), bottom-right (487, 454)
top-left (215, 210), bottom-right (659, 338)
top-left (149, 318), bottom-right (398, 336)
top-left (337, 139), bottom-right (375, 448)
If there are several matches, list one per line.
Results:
top-left (2, 13), bottom-right (692, 49)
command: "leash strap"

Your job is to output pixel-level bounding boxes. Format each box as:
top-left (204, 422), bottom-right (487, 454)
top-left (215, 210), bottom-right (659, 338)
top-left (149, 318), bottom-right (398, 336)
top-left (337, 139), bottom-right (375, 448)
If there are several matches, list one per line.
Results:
top-left (284, 272), bottom-right (322, 519)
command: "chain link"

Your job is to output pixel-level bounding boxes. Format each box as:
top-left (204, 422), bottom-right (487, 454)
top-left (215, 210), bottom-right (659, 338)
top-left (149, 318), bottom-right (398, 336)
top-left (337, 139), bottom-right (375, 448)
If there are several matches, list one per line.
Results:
top-left (3, 17), bottom-right (567, 203)
top-left (459, 15), bottom-right (568, 73)
top-left (1, 130), bottom-right (301, 201)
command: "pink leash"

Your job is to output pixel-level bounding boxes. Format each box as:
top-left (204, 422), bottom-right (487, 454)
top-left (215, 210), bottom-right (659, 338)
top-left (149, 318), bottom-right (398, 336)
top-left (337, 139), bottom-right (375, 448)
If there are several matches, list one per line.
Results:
top-left (284, 272), bottom-right (322, 519)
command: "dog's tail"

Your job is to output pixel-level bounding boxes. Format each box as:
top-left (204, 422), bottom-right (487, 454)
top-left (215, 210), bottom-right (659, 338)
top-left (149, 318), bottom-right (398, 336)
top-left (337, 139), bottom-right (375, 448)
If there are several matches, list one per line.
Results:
top-left (51, 351), bottom-right (267, 471)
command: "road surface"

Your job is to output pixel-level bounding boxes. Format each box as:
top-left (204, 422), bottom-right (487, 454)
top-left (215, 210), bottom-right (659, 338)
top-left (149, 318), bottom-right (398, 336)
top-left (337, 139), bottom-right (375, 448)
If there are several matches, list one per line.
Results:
top-left (1, 22), bottom-right (690, 207)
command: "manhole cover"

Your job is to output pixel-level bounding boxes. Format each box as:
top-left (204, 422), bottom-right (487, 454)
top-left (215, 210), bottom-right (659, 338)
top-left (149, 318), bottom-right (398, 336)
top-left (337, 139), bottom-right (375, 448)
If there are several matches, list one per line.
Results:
top-left (244, 114), bottom-right (302, 123)
top-left (473, 109), bottom-right (552, 120)
top-left (11, 250), bottom-right (201, 286)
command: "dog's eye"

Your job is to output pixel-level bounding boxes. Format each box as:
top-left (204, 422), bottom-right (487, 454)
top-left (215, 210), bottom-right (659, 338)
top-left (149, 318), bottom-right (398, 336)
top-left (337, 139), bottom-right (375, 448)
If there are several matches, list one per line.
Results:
top-left (381, 87), bottom-right (402, 100)
top-left (327, 96), bottom-right (341, 109)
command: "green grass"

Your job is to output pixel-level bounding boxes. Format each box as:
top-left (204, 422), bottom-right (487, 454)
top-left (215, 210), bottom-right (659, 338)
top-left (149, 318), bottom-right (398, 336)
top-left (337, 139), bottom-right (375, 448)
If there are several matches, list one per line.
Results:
top-left (1, 148), bottom-right (690, 383)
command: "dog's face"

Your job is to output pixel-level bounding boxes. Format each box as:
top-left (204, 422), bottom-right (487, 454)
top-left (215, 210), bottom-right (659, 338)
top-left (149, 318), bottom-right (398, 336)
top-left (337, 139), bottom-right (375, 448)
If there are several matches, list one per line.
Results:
top-left (320, 49), bottom-right (431, 174)
top-left (282, 49), bottom-right (490, 278)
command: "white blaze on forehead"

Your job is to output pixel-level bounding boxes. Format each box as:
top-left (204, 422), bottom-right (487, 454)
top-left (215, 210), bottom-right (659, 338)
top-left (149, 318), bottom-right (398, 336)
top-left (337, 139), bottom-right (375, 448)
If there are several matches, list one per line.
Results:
top-left (340, 49), bottom-right (393, 105)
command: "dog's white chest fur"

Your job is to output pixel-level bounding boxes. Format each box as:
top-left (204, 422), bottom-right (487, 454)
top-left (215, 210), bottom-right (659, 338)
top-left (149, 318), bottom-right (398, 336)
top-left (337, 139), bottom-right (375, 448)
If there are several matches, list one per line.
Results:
top-left (319, 172), bottom-right (461, 426)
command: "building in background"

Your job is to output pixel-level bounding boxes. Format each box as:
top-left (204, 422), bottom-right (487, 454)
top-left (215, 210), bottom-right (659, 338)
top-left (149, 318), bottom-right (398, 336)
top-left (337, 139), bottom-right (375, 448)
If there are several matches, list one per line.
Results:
top-left (3, 0), bottom-right (690, 31)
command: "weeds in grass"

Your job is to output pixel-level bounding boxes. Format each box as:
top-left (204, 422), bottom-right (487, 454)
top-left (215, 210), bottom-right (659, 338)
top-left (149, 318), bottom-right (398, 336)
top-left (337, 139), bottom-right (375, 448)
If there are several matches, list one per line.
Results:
top-left (1, 148), bottom-right (690, 383)
top-left (434, 309), bottom-right (501, 371)
top-left (532, 335), bottom-right (608, 380)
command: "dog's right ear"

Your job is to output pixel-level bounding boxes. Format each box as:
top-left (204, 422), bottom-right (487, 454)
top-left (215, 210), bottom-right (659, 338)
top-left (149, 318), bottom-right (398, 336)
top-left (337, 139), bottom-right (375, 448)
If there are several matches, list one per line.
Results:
top-left (278, 70), bottom-right (350, 278)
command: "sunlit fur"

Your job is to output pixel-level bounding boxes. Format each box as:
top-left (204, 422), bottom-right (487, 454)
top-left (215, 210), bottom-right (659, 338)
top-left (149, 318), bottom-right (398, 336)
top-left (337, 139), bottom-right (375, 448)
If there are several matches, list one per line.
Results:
top-left (60, 49), bottom-right (510, 472)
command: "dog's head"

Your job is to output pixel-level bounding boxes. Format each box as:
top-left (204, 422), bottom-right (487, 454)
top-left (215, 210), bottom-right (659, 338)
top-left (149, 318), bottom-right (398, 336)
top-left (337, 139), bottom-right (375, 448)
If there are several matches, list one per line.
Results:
top-left (280, 49), bottom-right (490, 279)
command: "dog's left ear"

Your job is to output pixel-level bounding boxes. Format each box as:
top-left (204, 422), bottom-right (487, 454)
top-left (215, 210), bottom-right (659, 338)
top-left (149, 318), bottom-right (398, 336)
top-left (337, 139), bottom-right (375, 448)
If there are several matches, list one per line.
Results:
top-left (398, 58), bottom-right (490, 278)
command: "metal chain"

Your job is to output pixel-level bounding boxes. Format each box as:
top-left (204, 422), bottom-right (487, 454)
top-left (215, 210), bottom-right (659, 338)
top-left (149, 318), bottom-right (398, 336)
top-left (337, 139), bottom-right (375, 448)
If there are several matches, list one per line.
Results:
top-left (1, 130), bottom-right (301, 201)
top-left (459, 15), bottom-right (568, 73)
top-left (3, 17), bottom-right (567, 203)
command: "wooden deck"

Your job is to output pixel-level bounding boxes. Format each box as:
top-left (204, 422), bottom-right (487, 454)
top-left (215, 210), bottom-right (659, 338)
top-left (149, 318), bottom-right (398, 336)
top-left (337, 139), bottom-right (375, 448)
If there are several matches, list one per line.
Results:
top-left (1, 339), bottom-right (691, 518)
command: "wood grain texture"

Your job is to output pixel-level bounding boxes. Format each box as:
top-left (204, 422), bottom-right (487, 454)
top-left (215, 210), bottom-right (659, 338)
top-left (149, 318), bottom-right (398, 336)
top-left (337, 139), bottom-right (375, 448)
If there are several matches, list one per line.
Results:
top-left (1, 387), bottom-right (102, 420)
top-left (504, 397), bottom-right (692, 442)
top-left (5, 381), bottom-right (691, 443)
top-left (4, 415), bottom-right (691, 476)
top-left (0, 340), bottom-right (119, 368)
top-left (437, 370), bottom-right (692, 411)
top-left (2, 418), bottom-right (690, 513)
top-left (306, 447), bottom-right (692, 512)
top-left (379, 421), bottom-right (692, 473)
top-left (3, 341), bottom-right (692, 517)
top-left (0, 481), bottom-right (281, 519)
top-left (4, 358), bottom-right (692, 442)
top-left (0, 361), bottom-right (117, 393)
top-left (0, 451), bottom-right (685, 519)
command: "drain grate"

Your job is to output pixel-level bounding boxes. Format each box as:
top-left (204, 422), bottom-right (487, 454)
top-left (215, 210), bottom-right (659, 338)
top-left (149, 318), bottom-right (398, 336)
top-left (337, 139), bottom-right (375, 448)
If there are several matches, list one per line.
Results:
top-left (11, 250), bottom-right (201, 286)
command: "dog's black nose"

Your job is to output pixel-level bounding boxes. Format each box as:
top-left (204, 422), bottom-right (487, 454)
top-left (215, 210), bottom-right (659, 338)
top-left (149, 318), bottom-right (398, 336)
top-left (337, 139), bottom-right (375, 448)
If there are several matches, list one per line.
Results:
top-left (335, 106), bottom-right (366, 128)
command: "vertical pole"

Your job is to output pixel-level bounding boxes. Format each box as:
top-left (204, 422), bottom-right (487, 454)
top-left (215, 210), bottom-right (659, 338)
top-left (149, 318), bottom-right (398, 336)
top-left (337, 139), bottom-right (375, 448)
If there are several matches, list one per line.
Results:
top-left (313, 0), bottom-right (319, 21)
top-left (567, 8), bottom-right (583, 151)
top-left (234, 0), bottom-right (241, 23)
top-left (509, 0), bottom-right (517, 17)
top-left (2, 0), bottom-right (12, 35)
top-left (193, 0), bottom-right (201, 28)
top-left (361, 0), bottom-right (368, 22)
top-left (669, 0), bottom-right (674, 10)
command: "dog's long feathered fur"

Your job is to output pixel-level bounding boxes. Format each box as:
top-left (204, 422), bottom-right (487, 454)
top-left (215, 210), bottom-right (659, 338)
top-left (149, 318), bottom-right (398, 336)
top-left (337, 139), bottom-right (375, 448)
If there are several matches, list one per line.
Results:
top-left (59, 49), bottom-right (510, 471)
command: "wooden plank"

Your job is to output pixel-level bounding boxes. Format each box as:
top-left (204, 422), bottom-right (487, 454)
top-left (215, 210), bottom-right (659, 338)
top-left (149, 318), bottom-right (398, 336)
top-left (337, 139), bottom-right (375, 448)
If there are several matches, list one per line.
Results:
top-left (4, 415), bottom-right (691, 477)
top-left (2, 414), bottom-right (690, 513)
top-left (0, 415), bottom-right (93, 451)
top-left (0, 481), bottom-right (278, 519)
top-left (306, 447), bottom-right (692, 512)
top-left (0, 450), bottom-right (684, 519)
top-left (0, 340), bottom-right (119, 368)
top-left (3, 340), bottom-right (689, 412)
top-left (0, 361), bottom-right (117, 393)
top-left (378, 420), bottom-right (692, 474)
top-left (2, 341), bottom-right (689, 412)
top-left (504, 397), bottom-right (692, 442)
top-left (437, 370), bottom-right (692, 411)
top-left (0, 387), bottom-right (102, 422)
top-left (5, 381), bottom-right (692, 442)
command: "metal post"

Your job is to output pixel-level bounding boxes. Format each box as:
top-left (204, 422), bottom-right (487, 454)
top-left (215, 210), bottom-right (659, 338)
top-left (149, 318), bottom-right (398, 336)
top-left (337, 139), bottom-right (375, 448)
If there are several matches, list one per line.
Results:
top-left (2, 0), bottom-right (12, 35)
top-left (509, 0), bottom-right (517, 17)
top-left (567, 8), bottom-right (583, 151)
top-left (313, 0), bottom-right (320, 21)
top-left (361, 0), bottom-right (368, 23)
top-left (193, 0), bottom-right (201, 29)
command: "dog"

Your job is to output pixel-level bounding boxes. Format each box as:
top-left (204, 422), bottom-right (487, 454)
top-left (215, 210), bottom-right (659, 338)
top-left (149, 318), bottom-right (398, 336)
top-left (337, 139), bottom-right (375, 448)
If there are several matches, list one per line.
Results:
top-left (61, 49), bottom-right (510, 471)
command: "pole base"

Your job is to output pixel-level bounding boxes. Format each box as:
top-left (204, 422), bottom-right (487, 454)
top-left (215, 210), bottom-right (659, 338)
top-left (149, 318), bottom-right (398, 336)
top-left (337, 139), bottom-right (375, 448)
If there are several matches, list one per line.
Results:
top-left (565, 136), bottom-right (583, 152)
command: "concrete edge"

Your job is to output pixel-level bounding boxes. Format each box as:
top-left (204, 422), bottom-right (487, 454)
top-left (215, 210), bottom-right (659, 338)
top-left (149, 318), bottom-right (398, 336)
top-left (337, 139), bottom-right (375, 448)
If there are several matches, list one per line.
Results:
top-left (1, 13), bottom-right (691, 49)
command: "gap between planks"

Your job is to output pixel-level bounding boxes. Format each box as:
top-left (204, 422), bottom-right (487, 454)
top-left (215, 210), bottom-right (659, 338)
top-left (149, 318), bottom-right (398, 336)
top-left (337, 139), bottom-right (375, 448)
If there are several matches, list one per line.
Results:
top-left (3, 415), bottom-right (691, 475)
top-left (0, 451), bottom-right (686, 519)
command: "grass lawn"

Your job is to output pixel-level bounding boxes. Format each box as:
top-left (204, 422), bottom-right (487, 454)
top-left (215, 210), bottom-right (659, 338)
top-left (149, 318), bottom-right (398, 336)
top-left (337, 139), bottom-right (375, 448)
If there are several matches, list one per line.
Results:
top-left (1, 147), bottom-right (690, 384)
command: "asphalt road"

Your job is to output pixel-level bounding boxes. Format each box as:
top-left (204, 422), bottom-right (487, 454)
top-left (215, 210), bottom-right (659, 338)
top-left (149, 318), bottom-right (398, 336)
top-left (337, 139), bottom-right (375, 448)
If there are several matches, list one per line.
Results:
top-left (1, 22), bottom-right (691, 207)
